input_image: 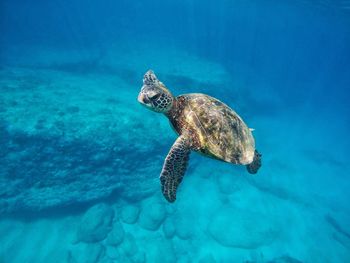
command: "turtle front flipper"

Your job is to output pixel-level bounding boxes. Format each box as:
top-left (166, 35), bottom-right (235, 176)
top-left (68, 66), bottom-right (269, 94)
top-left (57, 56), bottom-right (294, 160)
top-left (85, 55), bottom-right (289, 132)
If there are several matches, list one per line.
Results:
top-left (160, 135), bottom-right (191, 202)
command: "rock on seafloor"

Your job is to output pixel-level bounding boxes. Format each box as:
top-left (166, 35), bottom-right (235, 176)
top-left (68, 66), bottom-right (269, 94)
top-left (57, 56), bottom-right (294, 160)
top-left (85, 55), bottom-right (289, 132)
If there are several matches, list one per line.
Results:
top-left (162, 218), bottom-right (176, 239)
top-left (67, 243), bottom-right (105, 263)
top-left (208, 206), bottom-right (278, 249)
top-left (173, 213), bottom-right (195, 240)
top-left (151, 239), bottom-right (177, 263)
top-left (120, 204), bottom-right (140, 224)
top-left (162, 213), bottom-right (194, 240)
top-left (138, 199), bottom-right (167, 231)
top-left (119, 233), bottom-right (138, 257)
top-left (76, 203), bottom-right (114, 243)
top-left (106, 221), bottom-right (125, 246)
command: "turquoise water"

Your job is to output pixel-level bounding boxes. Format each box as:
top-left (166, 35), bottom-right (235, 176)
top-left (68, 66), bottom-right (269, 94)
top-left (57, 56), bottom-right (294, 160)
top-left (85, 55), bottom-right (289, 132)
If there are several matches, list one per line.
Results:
top-left (0, 0), bottom-right (350, 262)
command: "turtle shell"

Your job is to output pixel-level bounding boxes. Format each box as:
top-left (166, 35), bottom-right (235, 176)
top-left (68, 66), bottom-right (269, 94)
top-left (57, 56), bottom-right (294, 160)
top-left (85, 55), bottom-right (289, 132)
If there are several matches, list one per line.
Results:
top-left (174, 93), bottom-right (255, 165)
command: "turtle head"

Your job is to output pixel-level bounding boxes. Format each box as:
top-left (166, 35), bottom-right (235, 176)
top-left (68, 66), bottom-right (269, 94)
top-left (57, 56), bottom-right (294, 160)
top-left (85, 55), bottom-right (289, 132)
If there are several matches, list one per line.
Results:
top-left (138, 70), bottom-right (174, 113)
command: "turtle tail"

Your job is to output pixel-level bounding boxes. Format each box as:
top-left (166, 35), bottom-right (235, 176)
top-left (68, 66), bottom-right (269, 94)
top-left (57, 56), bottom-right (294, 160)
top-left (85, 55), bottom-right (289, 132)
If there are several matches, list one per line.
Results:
top-left (246, 150), bottom-right (262, 174)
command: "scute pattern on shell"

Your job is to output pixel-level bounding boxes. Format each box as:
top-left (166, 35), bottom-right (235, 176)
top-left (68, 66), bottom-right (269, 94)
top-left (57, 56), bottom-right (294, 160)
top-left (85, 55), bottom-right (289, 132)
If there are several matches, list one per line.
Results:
top-left (168, 94), bottom-right (255, 165)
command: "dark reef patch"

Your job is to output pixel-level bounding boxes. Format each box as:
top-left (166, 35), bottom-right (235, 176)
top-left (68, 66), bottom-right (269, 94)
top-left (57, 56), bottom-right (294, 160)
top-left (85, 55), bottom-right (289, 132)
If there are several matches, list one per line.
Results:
top-left (0, 124), bottom-right (162, 214)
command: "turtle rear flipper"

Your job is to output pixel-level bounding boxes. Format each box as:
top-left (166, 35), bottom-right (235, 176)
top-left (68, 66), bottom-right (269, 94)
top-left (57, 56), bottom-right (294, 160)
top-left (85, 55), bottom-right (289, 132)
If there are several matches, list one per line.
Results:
top-left (160, 135), bottom-right (191, 202)
top-left (246, 150), bottom-right (262, 174)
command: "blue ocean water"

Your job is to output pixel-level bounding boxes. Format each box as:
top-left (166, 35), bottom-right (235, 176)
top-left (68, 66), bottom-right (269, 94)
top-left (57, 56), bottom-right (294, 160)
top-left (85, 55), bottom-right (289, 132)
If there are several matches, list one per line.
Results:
top-left (0, 0), bottom-right (350, 262)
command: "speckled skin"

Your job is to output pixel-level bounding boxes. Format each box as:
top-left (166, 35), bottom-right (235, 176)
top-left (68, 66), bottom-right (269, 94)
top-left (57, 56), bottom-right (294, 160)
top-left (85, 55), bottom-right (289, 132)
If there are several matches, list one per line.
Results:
top-left (166, 93), bottom-right (255, 165)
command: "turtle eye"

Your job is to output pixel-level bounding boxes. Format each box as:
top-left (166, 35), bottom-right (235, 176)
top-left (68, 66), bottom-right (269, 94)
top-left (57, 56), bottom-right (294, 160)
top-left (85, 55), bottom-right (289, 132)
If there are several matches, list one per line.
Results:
top-left (150, 93), bottom-right (160, 100)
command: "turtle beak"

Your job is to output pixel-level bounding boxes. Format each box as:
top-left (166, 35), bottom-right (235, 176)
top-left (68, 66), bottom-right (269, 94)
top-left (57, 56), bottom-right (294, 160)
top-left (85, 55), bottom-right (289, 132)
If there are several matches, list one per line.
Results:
top-left (138, 92), bottom-right (151, 106)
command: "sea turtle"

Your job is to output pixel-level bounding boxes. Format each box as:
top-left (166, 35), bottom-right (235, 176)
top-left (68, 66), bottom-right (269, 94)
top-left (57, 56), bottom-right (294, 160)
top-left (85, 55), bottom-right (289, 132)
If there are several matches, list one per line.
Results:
top-left (138, 70), bottom-right (261, 202)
